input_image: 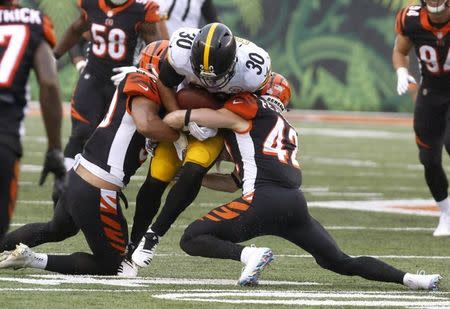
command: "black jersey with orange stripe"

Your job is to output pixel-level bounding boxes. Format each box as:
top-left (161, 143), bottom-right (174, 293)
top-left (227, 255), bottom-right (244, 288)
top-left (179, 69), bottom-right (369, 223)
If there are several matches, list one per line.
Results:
top-left (0, 5), bottom-right (56, 155)
top-left (82, 70), bottom-right (162, 185)
top-left (0, 5), bottom-right (56, 107)
top-left (78, 0), bottom-right (161, 81)
top-left (395, 5), bottom-right (450, 90)
top-left (222, 93), bottom-right (301, 195)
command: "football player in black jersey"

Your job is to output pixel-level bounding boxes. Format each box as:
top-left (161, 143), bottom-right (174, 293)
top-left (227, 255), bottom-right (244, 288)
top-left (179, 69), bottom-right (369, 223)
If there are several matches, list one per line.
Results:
top-left (52, 0), bottom-right (166, 176)
top-left (0, 1), bottom-right (65, 241)
top-left (163, 72), bottom-right (442, 290)
top-left (0, 49), bottom-right (185, 275)
top-left (393, 0), bottom-right (450, 236)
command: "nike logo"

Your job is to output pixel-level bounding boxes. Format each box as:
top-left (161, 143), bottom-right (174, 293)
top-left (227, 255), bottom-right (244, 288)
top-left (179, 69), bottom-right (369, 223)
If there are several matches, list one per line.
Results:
top-left (232, 99), bottom-right (243, 104)
top-left (138, 84), bottom-right (149, 91)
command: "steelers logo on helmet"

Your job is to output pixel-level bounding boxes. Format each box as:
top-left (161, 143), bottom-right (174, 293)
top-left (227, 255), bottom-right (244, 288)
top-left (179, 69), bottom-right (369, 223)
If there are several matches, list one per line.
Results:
top-left (190, 23), bottom-right (237, 90)
top-left (260, 72), bottom-right (292, 113)
top-left (420, 0), bottom-right (449, 13)
top-left (138, 40), bottom-right (169, 75)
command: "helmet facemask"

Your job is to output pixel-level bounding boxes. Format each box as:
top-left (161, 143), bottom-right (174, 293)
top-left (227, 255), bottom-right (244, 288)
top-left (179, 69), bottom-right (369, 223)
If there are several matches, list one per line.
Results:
top-left (196, 58), bottom-right (237, 89)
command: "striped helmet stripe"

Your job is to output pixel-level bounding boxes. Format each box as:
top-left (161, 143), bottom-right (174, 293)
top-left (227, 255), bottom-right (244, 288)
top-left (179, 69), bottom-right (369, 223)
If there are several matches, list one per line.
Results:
top-left (203, 23), bottom-right (219, 73)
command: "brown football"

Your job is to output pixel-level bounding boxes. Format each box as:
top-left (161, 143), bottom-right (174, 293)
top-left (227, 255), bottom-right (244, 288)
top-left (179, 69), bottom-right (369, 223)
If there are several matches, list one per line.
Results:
top-left (176, 87), bottom-right (221, 110)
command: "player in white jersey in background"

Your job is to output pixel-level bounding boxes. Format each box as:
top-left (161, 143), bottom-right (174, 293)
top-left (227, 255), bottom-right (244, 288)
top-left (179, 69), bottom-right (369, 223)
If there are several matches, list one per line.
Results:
top-left (156, 0), bottom-right (220, 35)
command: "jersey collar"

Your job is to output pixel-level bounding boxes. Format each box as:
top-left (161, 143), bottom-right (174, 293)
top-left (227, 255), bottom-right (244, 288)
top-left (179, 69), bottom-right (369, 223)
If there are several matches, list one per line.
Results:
top-left (420, 9), bottom-right (450, 38)
top-left (98, 0), bottom-right (134, 17)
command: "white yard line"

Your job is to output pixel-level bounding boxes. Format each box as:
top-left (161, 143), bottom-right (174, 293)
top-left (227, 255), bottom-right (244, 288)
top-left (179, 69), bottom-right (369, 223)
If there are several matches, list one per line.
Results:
top-left (9, 222), bottom-right (435, 232)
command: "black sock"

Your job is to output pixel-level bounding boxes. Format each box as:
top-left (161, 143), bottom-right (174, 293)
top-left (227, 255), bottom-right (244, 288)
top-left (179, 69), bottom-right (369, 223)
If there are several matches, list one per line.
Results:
top-left (130, 177), bottom-right (168, 244)
top-left (152, 163), bottom-right (208, 236)
top-left (180, 233), bottom-right (244, 261)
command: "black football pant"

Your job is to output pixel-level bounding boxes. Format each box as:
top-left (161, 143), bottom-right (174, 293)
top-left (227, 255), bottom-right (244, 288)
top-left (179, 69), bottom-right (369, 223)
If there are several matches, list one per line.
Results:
top-left (0, 170), bottom-right (128, 275)
top-left (0, 146), bottom-right (19, 242)
top-left (414, 87), bottom-right (450, 202)
top-left (180, 186), bottom-right (405, 284)
top-left (64, 71), bottom-right (116, 160)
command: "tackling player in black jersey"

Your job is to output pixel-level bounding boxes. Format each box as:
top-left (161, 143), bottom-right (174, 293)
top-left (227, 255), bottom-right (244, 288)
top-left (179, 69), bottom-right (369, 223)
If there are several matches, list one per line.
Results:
top-left (163, 72), bottom-right (442, 290)
top-left (0, 48), bottom-right (183, 275)
top-left (393, 0), bottom-right (450, 236)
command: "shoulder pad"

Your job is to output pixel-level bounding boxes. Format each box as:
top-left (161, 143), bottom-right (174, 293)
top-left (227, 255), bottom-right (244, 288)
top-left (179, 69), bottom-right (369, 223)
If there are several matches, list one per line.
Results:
top-left (396, 6), bottom-right (422, 35)
top-left (123, 70), bottom-right (161, 105)
top-left (167, 27), bottom-right (199, 75)
top-left (235, 39), bottom-right (271, 91)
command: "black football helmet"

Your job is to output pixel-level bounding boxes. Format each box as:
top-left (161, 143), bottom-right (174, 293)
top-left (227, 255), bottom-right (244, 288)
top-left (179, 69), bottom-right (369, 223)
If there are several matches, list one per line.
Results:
top-left (190, 23), bottom-right (237, 89)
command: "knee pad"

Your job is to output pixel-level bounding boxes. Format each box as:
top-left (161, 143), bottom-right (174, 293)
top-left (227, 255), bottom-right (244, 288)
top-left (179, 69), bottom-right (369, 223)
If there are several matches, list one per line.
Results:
top-left (150, 142), bottom-right (181, 182)
top-left (184, 136), bottom-right (224, 168)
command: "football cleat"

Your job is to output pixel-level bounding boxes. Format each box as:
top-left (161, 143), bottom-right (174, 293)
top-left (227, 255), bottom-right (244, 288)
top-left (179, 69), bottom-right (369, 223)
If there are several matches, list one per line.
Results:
top-left (433, 212), bottom-right (450, 237)
top-left (237, 247), bottom-right (274, 287)
top-left (117, 258), bottom-right (139, 277)
top-left (132, 231), bottom-right (159, 268)
top-left (0, 243), bottom-right (36, 270)
top-left (403, 272), bottom-right (442, 291)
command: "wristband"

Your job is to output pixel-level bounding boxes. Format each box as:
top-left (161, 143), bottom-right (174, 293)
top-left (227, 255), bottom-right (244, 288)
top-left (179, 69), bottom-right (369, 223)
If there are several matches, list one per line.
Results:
top-left (184, 109), bottom-right (192, 127)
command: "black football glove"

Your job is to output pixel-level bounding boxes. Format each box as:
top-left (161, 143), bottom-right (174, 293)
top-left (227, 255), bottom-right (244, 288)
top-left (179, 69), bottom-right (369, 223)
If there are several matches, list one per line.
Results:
top-left (39, 149), bottom-right (66, 207)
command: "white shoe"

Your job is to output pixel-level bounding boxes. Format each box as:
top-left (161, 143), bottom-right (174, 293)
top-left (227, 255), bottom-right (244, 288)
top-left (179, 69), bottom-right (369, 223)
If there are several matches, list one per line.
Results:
top-left (117, 258), bottom-right (139, 277)
top-left (132, 232), bottom-right (159, 268)
top-left (237, 247), bottom-right (274, 286)
top-left (433, 212), bottom-right (450, 236)
top-left (0, 243), bottom-right (35, 270)
top-left (403, 272), bottom-right (442, 291)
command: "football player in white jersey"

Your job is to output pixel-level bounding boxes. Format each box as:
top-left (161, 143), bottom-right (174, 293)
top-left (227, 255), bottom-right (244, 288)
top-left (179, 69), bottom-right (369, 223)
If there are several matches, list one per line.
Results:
top-left (126, 23), bottom-right (272, 273)
top-left (156, 0), bottom-right (220, 36)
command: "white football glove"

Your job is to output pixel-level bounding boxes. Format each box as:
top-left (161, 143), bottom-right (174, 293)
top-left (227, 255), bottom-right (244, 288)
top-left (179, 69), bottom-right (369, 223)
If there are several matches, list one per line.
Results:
top-left (188, 122), bottom-right (218, 141)
top-left (173, 133), bottom-right (188, 161)
top-left (396, 67), bottom-right (416, 95)
top-left (111, 66), bottom-right (138, 86)
top-left (75, 59), bottom-right (86, 74)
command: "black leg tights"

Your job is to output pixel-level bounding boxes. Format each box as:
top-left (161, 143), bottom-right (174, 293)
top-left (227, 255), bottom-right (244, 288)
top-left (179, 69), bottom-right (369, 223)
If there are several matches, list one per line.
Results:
top-left (152, 163), bottom-right (208, 237)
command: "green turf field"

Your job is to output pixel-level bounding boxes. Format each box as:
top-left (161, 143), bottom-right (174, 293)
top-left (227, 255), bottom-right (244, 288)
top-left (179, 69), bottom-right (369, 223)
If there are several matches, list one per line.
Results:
top-left (1, 113), bottom-right (449, 308)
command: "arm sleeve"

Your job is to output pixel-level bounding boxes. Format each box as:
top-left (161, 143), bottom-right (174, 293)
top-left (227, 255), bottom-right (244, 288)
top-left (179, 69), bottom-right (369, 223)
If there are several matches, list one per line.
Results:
top-left (223, 92), bottom-right (259, 120)
top-left (159, 57), bottom-right (185, 88)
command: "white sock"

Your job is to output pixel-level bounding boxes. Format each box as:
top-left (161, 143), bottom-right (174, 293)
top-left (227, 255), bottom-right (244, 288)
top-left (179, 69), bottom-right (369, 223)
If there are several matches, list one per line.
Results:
top-left (240, 247), bottom-right (256, 264)
top-left (30, 253), bottom-right (48, 269)
top-left (64, 157), bottom-right (75, 171)
top-left (436, 197), bottom-right (450, 213)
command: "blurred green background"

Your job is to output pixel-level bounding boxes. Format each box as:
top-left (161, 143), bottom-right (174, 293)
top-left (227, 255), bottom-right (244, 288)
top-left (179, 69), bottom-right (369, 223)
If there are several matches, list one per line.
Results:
top-left (22, 0), bottom-right (419, 112)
